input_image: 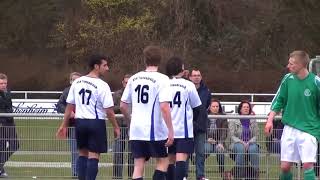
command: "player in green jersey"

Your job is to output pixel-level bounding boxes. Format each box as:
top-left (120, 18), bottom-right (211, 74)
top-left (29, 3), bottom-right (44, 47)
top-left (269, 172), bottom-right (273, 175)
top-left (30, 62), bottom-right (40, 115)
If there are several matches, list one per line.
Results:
top-left (265, 50), bottom-right (320, 180)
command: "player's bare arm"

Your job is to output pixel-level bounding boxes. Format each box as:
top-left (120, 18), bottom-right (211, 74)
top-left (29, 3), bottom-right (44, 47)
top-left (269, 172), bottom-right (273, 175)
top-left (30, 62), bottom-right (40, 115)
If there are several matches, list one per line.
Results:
top-left (264, 111), bottom-right (276, 136)
top-left (106, 107), bottom-right (120, 139)
top-left (56, 104), bottom-right (74, 139)
top-left (160, 102), bottom-right (174, 147)
top-left (120, 101), bottom-right (131, 128)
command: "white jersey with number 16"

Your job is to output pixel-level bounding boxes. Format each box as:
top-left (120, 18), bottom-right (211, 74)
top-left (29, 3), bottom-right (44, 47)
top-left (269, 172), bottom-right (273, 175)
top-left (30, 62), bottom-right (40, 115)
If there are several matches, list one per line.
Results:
top-left (121, 71), bottom-right (172, 141)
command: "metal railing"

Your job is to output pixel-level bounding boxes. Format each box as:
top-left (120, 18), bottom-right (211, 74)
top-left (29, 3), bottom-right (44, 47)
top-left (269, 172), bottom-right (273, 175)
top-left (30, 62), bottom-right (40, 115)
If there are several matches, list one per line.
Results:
top-left (11, 91), bottom-right (62, 99)
top-left (11, 91), bottom-right (276, 101)
top-left (0, 113), bottom-right (309, 179)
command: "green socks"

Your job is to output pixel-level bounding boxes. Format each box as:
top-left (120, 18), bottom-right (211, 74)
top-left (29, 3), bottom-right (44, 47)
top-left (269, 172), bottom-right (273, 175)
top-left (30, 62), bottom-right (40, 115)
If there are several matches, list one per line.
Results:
top-left (304, 168), bottom-right (316, 180)
top-left (280, 169), bottom-right (316, 180)
top-left (280, 171), bottom-right (293, 180)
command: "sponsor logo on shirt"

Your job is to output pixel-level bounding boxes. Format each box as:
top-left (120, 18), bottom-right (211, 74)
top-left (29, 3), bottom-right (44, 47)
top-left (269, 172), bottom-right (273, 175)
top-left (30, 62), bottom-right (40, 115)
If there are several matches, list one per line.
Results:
top-left (304, 89), bottom-right (311, 96)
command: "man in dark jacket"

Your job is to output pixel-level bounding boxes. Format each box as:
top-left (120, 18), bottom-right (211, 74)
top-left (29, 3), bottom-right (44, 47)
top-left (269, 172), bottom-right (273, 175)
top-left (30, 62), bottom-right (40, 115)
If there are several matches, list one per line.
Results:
top-left (189, 69), bottom-right (211, 180)
top-left (57, 72), bottom-right (81, 178)
top-left (112, 74), bottom-right (134, 179)
top-left (0, 73), bottom-right (19, 177)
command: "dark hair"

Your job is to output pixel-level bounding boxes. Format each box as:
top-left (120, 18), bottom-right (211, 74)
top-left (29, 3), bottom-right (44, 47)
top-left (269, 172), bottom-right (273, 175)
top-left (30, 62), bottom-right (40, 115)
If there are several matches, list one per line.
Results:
top-left (88, 54), bottom-right (108, 70)
top-left (237, 100), bottom-right (252, 115)
top-left (143, 45), bottom-right (162, 66)
top-left (166, 56), bottom-right (184, 78)
top-left (190, 68), bottom-right (201, 75)
top-left (210, 99), bottom-right (224, 114)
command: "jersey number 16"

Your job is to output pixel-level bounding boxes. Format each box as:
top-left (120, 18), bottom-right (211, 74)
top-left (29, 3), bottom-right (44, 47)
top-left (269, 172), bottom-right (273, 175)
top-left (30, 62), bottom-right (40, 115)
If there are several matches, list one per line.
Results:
top-left (135, 85), bottom-right (149, 103)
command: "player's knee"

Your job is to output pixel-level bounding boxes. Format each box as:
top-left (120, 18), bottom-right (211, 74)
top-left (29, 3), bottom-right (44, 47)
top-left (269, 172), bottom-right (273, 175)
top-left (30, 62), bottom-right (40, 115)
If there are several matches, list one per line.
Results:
top-left (88, 151), bottom-right (100, 159)
top-left (168, 154), bottom-right (176, 164)
top-left (155, 157), bottom-right (169, 171)
top-left (134, 158), bottom-right (146, 170)
top-left (281, 163), bottom-right (291, 172)
top-left (78, 149), bottom-right (89, 156)
top-left (302, 162), bottom-right (314, 170)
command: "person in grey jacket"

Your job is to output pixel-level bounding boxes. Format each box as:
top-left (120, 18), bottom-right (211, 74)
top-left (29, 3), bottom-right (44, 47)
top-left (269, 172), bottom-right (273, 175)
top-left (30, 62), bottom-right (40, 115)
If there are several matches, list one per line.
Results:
top-left (57, 72), bottom-right (81, 178)
top-left (229, 100), bottom-right (259, 178)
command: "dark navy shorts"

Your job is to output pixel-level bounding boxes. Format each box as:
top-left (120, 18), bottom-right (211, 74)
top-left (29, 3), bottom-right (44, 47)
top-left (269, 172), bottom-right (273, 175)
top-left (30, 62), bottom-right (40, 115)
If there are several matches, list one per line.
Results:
top-left (75, 118), bottom-right (107, 153)
top-left (168, 138), bottom-right (194, 154)
top-left (130, 140), bottom-right (168, 160)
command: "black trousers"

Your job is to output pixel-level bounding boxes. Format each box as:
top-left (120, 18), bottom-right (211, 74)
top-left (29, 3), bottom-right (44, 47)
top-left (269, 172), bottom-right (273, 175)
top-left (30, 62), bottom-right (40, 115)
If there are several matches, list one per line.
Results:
top-left (0, 120), bottom-right (19, 170)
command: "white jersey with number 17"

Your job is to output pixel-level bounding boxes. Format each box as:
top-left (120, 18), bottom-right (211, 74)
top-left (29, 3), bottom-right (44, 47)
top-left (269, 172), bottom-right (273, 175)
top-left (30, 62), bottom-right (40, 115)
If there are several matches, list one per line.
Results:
top-left (66, 76), bottom-right (114, 120)
top-left (121, 71), bottom-right (172, 141)
top-left (169, 78), bottom-right (202, 138)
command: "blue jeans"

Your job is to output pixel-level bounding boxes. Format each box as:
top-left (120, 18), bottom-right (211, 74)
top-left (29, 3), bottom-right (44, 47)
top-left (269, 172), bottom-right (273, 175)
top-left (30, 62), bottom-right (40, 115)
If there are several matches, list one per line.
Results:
top-left (113, 127), bottom-right (134, 179)
top-left (68, 127), bottom-right (78, 176)
top-left (205, 143), bottom-right (225, 173)
top-left (233, 142), bottom-right (259, 170)
top-left (194, 132), bottom-right (206, 179)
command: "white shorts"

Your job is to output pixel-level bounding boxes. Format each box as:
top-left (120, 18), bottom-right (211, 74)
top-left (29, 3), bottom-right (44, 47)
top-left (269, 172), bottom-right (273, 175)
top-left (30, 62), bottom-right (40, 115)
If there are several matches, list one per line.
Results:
top-left (281, 125), bottom-right (317, 163)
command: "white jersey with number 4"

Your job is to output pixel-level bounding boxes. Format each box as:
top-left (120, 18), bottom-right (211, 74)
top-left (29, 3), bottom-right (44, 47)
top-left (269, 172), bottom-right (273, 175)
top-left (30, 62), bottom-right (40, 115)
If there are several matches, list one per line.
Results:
top-left (67, 76), bottom-right (114, 120)
top-left (170, 78), bottom-right (202, 138)
top-left (121, 71), bottom-right (172, 141)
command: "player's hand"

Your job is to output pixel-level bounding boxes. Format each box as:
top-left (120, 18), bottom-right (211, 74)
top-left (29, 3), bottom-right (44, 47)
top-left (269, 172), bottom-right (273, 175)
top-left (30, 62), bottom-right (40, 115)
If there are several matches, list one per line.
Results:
top-left (70, 112), bottom-right (75, 119)
top-left (207, 138), bottom-right (216, 144)
top-left (244, 142), bottom-right (249, 151)
top-left (114, 126), bottom-right (121, 139)
top-left (56, 126), bottom-right (67, 139)
top-left (165, 129), bottom-right (174, 147)
top-left (217, 143), bottom-right (224, 151)
top-left (264, 120), bottom-right (273, 136)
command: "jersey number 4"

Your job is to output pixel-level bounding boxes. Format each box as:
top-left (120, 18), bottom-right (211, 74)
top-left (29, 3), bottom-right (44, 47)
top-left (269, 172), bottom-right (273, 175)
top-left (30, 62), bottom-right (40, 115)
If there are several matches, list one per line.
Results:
top-left (135, 85), bottom-right (149, 103)
top-left (79, 88), bottom-right (92, 105)
top-left (170, 91), bottom-right (181, 108)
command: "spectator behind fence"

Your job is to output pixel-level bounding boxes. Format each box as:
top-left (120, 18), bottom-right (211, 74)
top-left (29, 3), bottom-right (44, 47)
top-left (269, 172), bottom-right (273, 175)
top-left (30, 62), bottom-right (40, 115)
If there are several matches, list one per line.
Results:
top-left (265, 114), bottom-right (283, 154)
top-left (57, 72), bottom-right (81, 178)
top-left (56, 55), bottom-right (120, 180)
top-left (188, 69), bottom-right (211, 180)
top-left (0, 73), bottom-right (19, 178)
top-left (112, 74), bottom-right (134, 179)
top-left (229, 100), bottom-right (259, 178)
top-left (204, 99), bottom-right (228, 177)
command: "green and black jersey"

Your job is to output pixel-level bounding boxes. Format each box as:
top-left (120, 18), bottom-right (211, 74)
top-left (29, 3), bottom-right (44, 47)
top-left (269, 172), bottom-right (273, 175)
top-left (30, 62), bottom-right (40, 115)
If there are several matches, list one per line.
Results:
top-left (271, 73), bottom-right (320, 139)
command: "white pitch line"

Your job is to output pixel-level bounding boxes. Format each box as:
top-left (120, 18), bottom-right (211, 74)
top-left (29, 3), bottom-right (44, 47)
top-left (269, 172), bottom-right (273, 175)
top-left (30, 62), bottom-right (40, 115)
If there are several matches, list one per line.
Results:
top-left (5, 161), bottom-right (113, 168)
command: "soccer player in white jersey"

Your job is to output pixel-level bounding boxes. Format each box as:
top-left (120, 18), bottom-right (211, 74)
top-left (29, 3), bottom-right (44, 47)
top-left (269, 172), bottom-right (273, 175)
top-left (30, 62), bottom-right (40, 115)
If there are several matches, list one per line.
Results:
top-left (120, 45), bottom-right (174, 180)
top-left (165, 56), bottom-right (202, 180)
top-left (56, 55), bottom-right (120, 180)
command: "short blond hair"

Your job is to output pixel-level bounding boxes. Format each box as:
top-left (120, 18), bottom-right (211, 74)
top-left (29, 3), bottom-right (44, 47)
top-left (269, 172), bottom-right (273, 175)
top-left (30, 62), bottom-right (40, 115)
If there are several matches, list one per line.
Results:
top-left (289, 50), bottom-right (310, 67)
top-left (0, 73), bottom-right (8, 80)
top-left (69, 72), bottom-right (81, 81)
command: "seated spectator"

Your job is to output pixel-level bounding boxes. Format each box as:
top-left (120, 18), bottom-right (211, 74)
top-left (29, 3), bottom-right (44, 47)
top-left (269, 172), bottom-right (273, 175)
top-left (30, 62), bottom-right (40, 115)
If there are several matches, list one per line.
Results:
top-left (229, 100), bottom-right (259, 178)
top-left (204, 99), bottom-right (228, 177)
top-left (265, 115), bottom-right (283, 154)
